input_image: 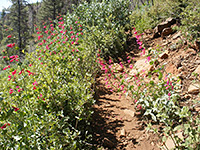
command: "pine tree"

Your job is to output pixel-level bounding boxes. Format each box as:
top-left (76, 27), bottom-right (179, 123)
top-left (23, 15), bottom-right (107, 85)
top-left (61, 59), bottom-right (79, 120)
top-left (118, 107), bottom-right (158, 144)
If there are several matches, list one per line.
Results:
top-left (7, 0), bottom-right (30, 53)
top-left (0, 9), bottom-right (7, 41)
top-left (38, 0), bottom-right (65, 26)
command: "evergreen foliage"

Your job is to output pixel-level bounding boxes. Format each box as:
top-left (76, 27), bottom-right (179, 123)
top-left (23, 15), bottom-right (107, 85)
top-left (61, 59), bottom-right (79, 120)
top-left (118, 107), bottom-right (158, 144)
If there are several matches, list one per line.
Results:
top-left (37, 0), bottom-right (65, 26)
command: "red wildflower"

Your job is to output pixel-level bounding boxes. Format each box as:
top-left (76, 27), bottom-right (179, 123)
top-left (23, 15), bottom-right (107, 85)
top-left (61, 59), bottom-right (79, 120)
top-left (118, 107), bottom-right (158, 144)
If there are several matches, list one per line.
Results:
top-left (12, 70), bottom-right (17, 76)
top-left (0, 123), bottom-right (10, 129)
top-left (12, 106), bottom-right (19, 111)
top-left (7, 44), bottom-right (12, 47)
top-left (9, 89), bottom-right (14, 94)
top-left (33, 81), bottom-right (38, 86)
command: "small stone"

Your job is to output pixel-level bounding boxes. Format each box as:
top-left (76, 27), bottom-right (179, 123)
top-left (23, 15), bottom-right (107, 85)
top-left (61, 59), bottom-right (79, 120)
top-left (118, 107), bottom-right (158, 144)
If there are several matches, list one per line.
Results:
top-left (103, 138), bottom-right (115, 148)
top-left (172, 31), bottom-right (181, 40)
top-left (113, 63), bottom-right (124, 72)
top-left (194, 65), bottom-right (200, 74)
top-left (165, 17), bottom-right (176, 25)
top-left (129, 59), bottom-right (153, 75)
top-left (178, 66), bottom-right (184, 73)
top-left (185, 48), bottom-right (196, 55)
top-left (177, 72), bottom-right (187, 79)
top-left (165, 63), bottom-right (179, 76)
top-left (96, 134), bottom-right (100, 137)
top-left (195, 60), bottom-right (200, 65)
top-left (162, 41), bottom-right (171, 46)
top-left (165, 131), bottom-right (183, 150)
top-left (151, 142), bottom-right (155, 146)
top-left (161, 27), bottom-right (173, 38)
top-left (195, 106), bottom-right (200, 112)
top-left (195, 40), bottom-right (200, 50)
top-left (184, 94), bottom-right (191, 99)
top-left (159, 51), bottom-right (169, 59)
top-left (120, 128), bottom-right (126, 137)
top-left (123, 109), bottom-right (135, 117)
top-left (188, 83), bottom-right (200, 94)
top-left (123, 141), bottom-right (128, 145)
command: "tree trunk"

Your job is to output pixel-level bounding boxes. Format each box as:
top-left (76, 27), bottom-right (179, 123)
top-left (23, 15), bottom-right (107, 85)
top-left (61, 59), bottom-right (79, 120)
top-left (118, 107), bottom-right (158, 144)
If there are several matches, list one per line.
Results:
top-left (151, 0), bottom-right (154, 5)
top-left (140, 0), bottom-right (145, 5)
top-left (53, 0), bottom-right (56, 27)
top-left (18, 0), bottom-right (22, 52)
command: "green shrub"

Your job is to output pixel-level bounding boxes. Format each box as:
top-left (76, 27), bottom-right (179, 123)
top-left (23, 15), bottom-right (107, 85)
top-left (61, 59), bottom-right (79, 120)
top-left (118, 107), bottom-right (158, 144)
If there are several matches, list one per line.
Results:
top-left (179, 0), bottom-right (200, 42)
top-left (73, 0), bottom-right (131, 58)
top-left (130, 0), bottom-right (183, 33)
top-left (0, 14), bottom-right (97, 149)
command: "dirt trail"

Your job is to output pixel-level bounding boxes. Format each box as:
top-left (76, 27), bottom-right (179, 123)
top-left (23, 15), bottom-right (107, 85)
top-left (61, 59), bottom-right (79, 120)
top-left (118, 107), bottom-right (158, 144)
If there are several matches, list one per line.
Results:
top-left (92, 77), bottom-right (160, 149)
top-left (90, 32), bottom-right (161, 150)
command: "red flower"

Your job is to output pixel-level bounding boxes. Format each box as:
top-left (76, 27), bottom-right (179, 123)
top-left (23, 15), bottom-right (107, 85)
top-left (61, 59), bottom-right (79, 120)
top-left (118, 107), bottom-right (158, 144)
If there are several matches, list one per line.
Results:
top-left (7, 44), bottom-right (12, 47)
top-left (137, 104), bottom-right (142, 110)
top-left (0, 123), bottom-right (10, 129)
top-left (12, 106), bottom-right (19, 111)
top-left (9, 89), bottom-right (14, 94)
top-left (19, 69), bottom-right (24, 75)
top-left (147, 56), bottom-right (151, 62)
top-left (33, 81), bottom-right (38, 86)
top-left (7, 35), bottom-right (12, 38)
top-left (3, 67), bottom-right (8, 70)
top-left (12, 70), bottom-right (17, 76)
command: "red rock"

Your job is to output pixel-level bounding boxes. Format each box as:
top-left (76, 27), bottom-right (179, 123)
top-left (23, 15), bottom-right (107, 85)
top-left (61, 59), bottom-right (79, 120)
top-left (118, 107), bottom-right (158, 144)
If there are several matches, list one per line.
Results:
top-left (165, 132), bottom-right (183, 150)
top-left (172, 31), bottom-right (181, 40)
top-left (188, 83), bottom-right (200, 94)
top-left (120, 128), bottom-right (126, 137)
top-left (129, 59), bottom-right (154, 75)
top-left (185, 48), bottom-right (196, 55)
top-left (159, 51), bottom-right (169, 59)
top-left (152, 18), bottom-right (176, 38)
top-left (161, 27), bottom-right (173, 38)
top-left (165, 63), bottom-right (179, 76)
top-left (195, 40), bottom-right (200, 50)
top-left (194, 65), bottom-right (200, 74)
top-left (103, 138), bottom-right (115, 148)
top-left (123, 109), bottom-right (135, 117)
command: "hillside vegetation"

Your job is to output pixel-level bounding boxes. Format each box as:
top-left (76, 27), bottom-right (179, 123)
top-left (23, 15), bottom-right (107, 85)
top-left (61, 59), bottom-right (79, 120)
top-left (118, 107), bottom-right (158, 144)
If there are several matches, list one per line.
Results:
top-left (0, 0), bottom-right (199, 149)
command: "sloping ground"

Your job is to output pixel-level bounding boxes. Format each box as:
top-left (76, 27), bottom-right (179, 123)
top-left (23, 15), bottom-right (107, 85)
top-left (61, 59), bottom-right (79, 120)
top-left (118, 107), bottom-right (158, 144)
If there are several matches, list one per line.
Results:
top-left (91, 25), bottom-right (200, 149)
top-left (92, 77), bottom-right (160, 150)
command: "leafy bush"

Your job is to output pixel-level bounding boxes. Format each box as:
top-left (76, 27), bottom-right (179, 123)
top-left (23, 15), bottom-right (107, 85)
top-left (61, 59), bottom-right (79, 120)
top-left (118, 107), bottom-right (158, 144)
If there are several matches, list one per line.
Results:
top-left (129, 0), bottom-right (187, 33)
top-left (0, 15), bottom-right (97, 149)
top-left (179, 0), bottom-right (200, 42)
top-left (73, 0), bottom-right (130, 58)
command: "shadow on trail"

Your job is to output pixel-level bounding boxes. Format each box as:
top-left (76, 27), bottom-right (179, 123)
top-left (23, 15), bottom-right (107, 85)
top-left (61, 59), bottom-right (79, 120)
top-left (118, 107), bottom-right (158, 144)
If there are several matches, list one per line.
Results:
top-left (90, 81), bottom-right (124, 149)
top-left (89, 32), bottom-right (143, 149)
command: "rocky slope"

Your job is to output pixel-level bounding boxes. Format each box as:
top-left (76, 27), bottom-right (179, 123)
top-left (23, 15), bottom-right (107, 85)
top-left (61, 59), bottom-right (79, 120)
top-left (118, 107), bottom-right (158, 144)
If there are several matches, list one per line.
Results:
top-left (92, 18), bottom-right (200, 150)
